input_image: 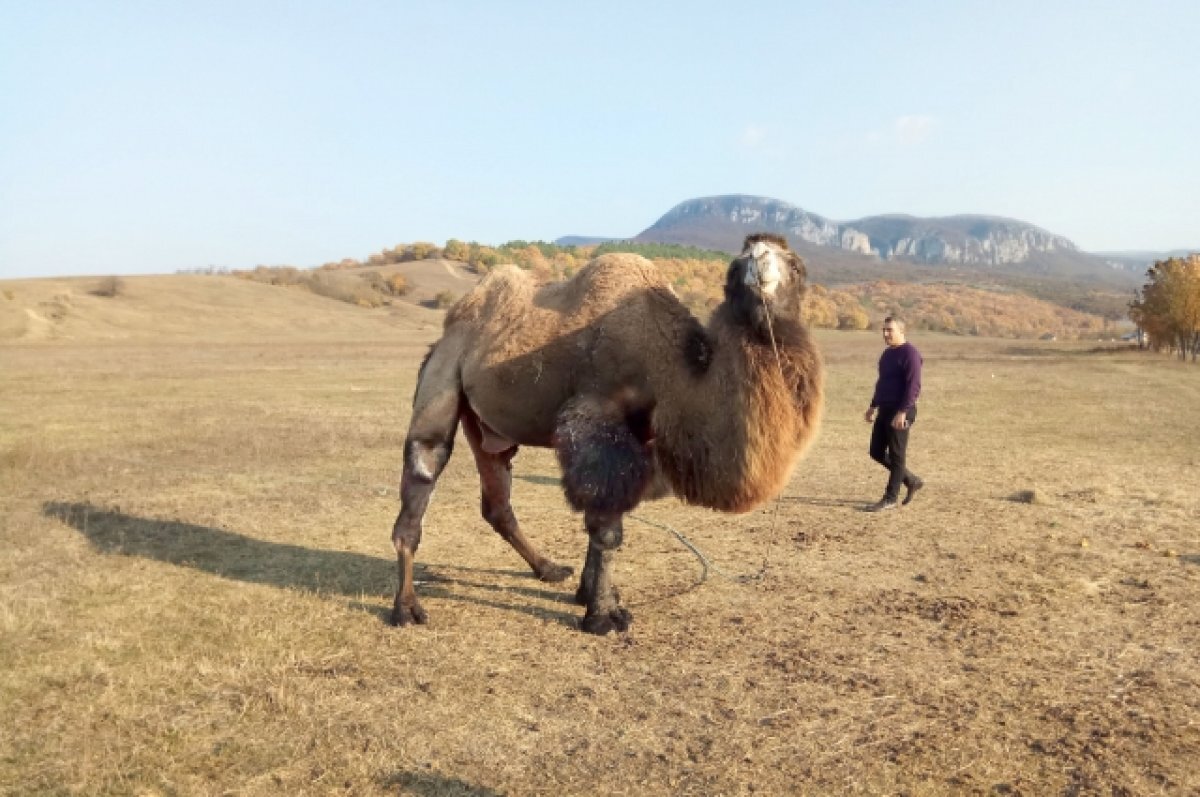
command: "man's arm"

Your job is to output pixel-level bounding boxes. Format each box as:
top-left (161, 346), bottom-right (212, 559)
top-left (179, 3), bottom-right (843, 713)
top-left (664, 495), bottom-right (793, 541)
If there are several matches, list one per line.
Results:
top-left (891, 348), bottom-right (922, 429)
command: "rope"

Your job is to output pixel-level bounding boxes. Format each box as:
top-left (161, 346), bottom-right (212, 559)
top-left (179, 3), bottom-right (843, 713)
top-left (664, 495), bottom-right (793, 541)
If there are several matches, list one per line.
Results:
top-left (628, 273), bottom-right (796, 593)
top-left (749, 283), bottom-right (793, 583)
top-left (628, 513), bottom-right (768, 586)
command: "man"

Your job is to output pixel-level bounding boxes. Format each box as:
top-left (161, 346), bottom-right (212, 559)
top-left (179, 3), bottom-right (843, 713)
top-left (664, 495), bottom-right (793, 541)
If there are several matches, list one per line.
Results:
top-left (864, 316), bottom-right (924, 511)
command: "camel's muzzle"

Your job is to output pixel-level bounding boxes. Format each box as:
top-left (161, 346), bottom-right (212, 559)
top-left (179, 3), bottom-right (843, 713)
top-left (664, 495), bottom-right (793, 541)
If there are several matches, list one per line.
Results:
top-left (741, 241), bottom-right (784, 297)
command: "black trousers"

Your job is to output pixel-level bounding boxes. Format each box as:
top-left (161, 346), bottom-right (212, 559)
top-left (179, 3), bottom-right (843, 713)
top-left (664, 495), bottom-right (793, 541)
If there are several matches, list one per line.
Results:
top-left (870, 405), bottom-right (919, 500)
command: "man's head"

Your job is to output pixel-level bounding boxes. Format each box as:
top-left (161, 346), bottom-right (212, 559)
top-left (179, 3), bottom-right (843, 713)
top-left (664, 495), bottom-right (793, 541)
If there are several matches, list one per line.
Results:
top-left (882, 316), bottom-right (906, 348)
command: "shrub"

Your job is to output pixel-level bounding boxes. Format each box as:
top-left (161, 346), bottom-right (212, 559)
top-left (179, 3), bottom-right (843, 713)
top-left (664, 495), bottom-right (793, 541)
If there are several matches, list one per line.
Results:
top-left (1010, 489), bottom-right (1041, 504)
top-left (433, 291), bottom-right (458, 309)
top-left (91, 276), bottom-right (125, 298)
top-left (837, 307), bottom-right (870, 330)
top-left (357, 270), bottom-right (409, 298)
top-left (306, 271), bottom-right (383, 307)
top-left (386, 274), bottom-right (410, 296)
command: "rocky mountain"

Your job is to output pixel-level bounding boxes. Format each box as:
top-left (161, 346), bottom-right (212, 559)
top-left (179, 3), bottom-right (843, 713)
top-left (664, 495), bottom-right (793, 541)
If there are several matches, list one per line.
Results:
top-left (1092, 250), bottom-right (1195, 276)
top-left (628, 194), bottom-right (1139, 286)
top-left (636, 195), bottom-right (1077, 265)
top-left (844, 214), bottom-right (1077, 265)
top-left (556, 235), bottom-right (621, 247)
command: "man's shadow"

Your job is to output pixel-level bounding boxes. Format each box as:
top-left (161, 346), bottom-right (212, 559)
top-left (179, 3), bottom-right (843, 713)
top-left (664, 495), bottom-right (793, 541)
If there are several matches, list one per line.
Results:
top-left (42, 501), bottom-right (578, 628)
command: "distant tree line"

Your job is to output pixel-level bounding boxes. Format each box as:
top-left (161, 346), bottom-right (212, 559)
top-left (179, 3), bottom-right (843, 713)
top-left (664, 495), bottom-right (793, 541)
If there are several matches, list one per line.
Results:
top-left (327, 239), bottom-right (729, 277)
top-left (1129, 254), bottom-right (1200, 361)
top-left (231, 237), bottom-right (1119, 340)
top-left (590, 241), bottom-right (728, 262)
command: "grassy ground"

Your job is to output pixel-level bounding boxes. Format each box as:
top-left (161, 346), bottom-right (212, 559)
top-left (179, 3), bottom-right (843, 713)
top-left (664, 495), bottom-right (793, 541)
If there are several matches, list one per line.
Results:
top-left (1, 278), bottom-right (1198, 795)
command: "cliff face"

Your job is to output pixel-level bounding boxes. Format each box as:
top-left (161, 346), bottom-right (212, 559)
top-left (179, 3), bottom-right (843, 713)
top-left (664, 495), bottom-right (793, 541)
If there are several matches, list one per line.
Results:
top-left (636, 195), bottom-right (1077, 266)
top-left (851, 215), bottom-right (1078, 265)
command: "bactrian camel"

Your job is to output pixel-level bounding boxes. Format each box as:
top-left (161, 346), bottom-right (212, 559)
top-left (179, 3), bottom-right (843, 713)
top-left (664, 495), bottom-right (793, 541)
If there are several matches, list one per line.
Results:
top-left (390, 234), bottom-right (824, 634)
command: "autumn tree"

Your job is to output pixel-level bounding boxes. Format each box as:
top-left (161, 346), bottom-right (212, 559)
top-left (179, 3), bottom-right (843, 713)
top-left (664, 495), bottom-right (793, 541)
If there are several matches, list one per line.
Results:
top-left (443, 239), bottom-right (470, 262)
top-left (801, 285), bottom-right (838, 328)
top-left (1130, 255), bottom-right (1200, 360)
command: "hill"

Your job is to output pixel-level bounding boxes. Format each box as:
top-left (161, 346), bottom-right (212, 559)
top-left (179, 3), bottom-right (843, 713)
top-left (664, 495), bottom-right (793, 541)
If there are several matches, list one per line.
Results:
top-left (1, 250), bottom-right (1124, 346)
top-left (0, 273), bottom-right (442, 343)
top-left (1093, 249), bottom-right (1198, 276)
top-left (630, 195), bottom-right (1141, 290)
top-left (555, 235), bottom-right (620, 247)
top-left (347, 258), bottom-right (479, 308)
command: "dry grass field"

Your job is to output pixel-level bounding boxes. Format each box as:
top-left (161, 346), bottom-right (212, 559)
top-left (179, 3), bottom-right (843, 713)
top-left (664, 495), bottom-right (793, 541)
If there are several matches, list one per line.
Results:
top-left (1, 274), bottom-right (1198, 795)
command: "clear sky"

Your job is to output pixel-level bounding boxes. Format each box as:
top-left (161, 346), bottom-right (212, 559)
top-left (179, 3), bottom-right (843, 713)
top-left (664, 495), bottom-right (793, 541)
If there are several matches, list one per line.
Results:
top-left (2, 1), bottom-right (1196, 278)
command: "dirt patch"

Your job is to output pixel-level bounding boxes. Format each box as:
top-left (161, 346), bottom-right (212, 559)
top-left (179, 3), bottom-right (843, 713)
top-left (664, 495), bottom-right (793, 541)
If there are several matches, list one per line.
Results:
top-left (1, 310), bottom-right (1198, 794)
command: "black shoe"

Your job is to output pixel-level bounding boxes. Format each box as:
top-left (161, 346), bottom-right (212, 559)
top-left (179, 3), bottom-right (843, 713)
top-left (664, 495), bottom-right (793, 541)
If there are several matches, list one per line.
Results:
top-left (903, 478), bottom-right (924, 506)
top-left (866, 497), bottom-right (898, 512)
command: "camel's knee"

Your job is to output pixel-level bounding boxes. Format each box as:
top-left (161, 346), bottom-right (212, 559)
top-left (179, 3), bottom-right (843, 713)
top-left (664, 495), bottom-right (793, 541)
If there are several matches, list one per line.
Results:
top-left (405, 436), bottom-right (454, 483)
top-left (590, 525), bottom-right (623, 549)
top-left (585, 513), bottom-right (624, 550)
top-left (481, 496), bottom-right (517, 533)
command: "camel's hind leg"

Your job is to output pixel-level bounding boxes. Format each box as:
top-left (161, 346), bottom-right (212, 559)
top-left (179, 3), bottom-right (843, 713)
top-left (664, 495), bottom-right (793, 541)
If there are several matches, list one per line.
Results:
top-left (390, 344), bottom-right (462, 627)
top-left (459, 408), bottom-right (573, 583)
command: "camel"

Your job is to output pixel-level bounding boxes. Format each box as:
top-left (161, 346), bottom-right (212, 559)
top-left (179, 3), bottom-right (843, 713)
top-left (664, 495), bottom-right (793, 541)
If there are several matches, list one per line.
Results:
top-left (389, 233), bottom-right (824, 634)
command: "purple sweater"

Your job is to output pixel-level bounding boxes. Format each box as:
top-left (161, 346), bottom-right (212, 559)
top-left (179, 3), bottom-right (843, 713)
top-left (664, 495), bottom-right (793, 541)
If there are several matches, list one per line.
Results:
top-left (871, 342), bottom-right (922, 412)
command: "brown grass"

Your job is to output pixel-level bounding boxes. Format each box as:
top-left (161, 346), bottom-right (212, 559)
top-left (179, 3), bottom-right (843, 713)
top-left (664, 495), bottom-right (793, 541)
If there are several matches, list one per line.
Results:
top-left (1, 276), bottom-right (1198, 795)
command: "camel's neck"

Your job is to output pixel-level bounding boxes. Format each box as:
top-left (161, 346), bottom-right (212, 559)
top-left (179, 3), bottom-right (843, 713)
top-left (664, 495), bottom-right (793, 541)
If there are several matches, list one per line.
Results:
top-left (652, 307), bottom-right (823, 513)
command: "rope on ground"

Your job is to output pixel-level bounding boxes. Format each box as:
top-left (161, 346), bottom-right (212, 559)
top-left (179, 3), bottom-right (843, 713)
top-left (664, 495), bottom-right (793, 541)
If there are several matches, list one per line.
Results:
top-left (628, 510), bottom-right (778, 590)
top-left (629, 277), bottom-right (796, 595)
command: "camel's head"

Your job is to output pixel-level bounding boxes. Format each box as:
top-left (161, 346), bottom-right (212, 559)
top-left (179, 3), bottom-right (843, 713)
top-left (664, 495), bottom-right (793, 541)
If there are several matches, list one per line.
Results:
top-left (724, 233), bottom-right (808, 331)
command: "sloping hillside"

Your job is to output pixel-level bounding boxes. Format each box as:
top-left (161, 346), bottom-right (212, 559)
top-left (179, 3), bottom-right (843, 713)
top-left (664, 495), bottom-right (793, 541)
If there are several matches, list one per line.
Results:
top-left (2, 253), bottom-right (1122, 347)
top-left (0, 274), bottom-right (444, 343)
top-left (352, 258), bottom-right (478, 307)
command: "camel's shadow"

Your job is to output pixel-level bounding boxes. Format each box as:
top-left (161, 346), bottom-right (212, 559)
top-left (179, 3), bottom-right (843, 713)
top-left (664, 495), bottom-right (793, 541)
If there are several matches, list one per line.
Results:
top-left (42, 502), bottom-right (579, 628)
top-left (784, 494), bottom-right (867, 509)
top-left (379, 771), bottom-right (502, 797)
top-left (516, 474), bottom-right (561, 488)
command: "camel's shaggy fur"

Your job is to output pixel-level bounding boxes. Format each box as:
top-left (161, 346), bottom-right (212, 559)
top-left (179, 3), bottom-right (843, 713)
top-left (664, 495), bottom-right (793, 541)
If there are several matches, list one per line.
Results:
top-left (389, 234), bottom-right (824, 633)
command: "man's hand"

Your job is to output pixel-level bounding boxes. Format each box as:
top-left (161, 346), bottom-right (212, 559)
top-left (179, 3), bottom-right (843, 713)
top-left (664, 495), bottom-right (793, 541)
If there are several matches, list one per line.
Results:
top-left (891, 411), bottom-right (909, 430)
top-left (864, 407), bottom-right (877, 423)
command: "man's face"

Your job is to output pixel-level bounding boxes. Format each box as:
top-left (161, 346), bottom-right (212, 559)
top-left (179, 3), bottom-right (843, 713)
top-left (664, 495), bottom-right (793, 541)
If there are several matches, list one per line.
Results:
top-left (882, 322), bottom-right (904, 347)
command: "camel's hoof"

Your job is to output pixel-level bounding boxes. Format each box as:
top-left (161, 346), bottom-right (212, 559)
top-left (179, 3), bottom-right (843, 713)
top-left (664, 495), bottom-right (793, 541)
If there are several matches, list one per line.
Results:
top-left (580, 607), bottom-right (632, 635)
top-left (390, 600), bottom-right (428, 627)
top-left (536, 562), bottom-right (574, 583)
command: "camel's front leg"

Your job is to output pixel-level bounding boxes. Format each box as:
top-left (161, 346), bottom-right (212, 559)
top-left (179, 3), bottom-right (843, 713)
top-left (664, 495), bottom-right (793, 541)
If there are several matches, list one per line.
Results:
top-left (578, 510), bottom-right (631, 635)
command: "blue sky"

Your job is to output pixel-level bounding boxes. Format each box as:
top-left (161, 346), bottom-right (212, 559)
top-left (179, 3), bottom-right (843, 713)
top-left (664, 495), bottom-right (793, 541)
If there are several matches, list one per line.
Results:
top-left (2, 1), bottom-right (1196, 278)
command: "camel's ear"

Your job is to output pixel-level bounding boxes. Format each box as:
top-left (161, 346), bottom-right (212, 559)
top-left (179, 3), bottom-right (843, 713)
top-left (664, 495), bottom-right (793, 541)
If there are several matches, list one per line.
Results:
top-left (786, 250), bottom-right (807, 287)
